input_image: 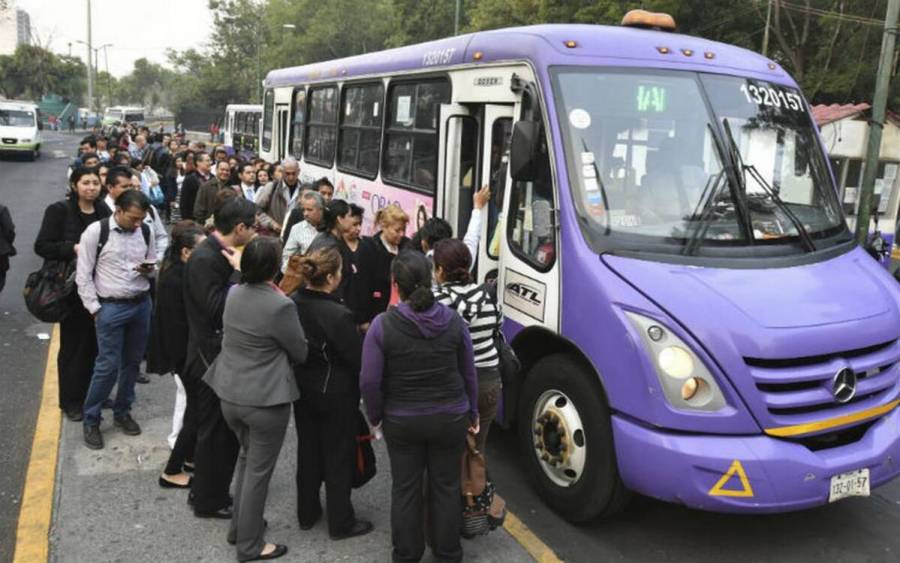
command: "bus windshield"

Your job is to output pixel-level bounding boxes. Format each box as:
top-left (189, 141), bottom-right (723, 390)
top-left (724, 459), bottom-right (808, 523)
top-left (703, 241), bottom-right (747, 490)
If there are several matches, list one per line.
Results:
top-left (554, 69), bottom-right (846, 256)
top-left (0, 109), bottom-right (35, 127)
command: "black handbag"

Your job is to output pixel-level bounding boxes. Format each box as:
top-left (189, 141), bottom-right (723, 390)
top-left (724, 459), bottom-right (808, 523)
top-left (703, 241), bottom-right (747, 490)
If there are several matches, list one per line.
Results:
top-left (352, 410), bottom-right (376, 489)
top-left (23, 259), bottom-right (78, 322)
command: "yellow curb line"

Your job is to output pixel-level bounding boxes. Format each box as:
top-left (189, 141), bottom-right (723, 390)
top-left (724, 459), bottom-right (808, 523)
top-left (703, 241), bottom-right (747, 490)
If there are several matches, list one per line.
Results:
top-left (503, 509), bottom-right (563, 562)
top-left (13, 324), bottom-right (61, 563)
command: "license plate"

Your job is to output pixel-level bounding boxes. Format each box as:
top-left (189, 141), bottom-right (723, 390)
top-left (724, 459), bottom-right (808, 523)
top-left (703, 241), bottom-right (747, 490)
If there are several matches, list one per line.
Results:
top-left (829, 468), bottom-right (870, 503)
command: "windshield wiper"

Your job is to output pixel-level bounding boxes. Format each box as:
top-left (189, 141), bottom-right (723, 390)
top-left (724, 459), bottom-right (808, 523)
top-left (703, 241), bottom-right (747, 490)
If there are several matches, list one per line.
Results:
top-left (721, 119), bottom-right (817, 253)
top-left (683, 169), bottom-right (729, 256)
top-left (581, 138), bottom-right (611, 235)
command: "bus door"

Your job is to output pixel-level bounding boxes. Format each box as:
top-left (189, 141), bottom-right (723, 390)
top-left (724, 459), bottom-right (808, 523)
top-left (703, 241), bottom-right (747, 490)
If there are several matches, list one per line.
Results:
top-left (276, 104), bottom-right (290, 160)
top-left (496, 101), bottom-right (560, 333)
top-left (478, 105), bottom-right (514, 283)
top-left (438, 103), bottom-right (514, 283)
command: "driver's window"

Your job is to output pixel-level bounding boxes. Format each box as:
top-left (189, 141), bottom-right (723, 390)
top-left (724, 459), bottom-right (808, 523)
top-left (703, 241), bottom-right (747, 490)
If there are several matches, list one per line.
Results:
top-left (507, 113), bottom-right (556, 270)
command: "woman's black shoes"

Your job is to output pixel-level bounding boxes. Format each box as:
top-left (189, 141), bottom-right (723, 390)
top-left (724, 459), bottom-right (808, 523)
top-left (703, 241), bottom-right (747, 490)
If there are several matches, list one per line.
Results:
top-left (244, 544), bottom-right (288, 561)
top-left (63, 406), bottom-right (83, 422)
top-left (158, 475), bottom-right (192, 489)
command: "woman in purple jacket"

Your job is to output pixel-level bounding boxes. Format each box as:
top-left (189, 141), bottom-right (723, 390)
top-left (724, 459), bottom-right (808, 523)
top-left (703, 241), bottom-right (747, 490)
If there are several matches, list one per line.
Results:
top-left (360, 251), bottom-right (478, 563)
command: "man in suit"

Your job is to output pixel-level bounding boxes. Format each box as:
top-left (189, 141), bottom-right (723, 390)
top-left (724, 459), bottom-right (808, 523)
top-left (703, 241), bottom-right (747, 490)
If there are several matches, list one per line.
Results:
top-left (183, 197), bottom-right (257, 518)
top-left (180, 152), bottom-right (212, 223)
top-left (194, 160), bottom-right (238, 225)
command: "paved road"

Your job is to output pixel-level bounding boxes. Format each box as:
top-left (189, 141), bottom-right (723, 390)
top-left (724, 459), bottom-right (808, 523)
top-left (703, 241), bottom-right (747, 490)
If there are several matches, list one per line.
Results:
top-left (0, 131), bottom-right (76, 563)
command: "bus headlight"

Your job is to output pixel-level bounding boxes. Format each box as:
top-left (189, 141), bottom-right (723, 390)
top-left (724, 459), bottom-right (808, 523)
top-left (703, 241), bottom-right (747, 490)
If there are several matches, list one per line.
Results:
top-left (625, 312), bottom-right (727, 411)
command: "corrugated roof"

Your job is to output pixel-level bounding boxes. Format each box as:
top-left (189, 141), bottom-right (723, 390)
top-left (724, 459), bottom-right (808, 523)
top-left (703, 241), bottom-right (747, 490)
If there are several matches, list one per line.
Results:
top-left (811, 103), bottom-right (871, 126)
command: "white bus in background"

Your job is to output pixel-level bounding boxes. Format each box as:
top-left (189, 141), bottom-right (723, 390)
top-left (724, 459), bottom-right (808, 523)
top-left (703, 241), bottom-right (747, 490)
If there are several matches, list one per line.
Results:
top-left (223, 104), bottom-right (262, 154)
top-left (102, 106), bottom-right (146, 127)
top-left (0, 100), bottom-right (42, 161)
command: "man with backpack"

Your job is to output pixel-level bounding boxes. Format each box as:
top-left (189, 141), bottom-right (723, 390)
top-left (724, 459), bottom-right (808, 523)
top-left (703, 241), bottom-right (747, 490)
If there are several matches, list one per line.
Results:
top-left (75, 189), bottom-right (156, 450)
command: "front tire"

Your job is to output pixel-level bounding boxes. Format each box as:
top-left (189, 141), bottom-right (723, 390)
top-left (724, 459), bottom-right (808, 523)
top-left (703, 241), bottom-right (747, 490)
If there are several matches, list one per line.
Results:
top-left (517, 353), bottom-right (630, 522)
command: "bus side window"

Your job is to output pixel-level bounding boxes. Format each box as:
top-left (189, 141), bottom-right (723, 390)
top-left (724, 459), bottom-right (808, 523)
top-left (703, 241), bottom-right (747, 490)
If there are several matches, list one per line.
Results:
top-left (291, 88), bottom-right (306, 159)
top-left (383, 79), bottom-right (450, 192)
top-left (338, 82), bottom-right (384, 178)
top-left (262, 89), bottom-right (275, 152)
top-left (507, 119), bottom-right (555, 269)
top-left (305, 86), bottom-right (338, 166)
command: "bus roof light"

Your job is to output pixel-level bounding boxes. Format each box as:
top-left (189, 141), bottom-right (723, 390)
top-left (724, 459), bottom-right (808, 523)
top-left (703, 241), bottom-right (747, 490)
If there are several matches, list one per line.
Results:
top-left (622, 9), bottom-right (676, 31)
top-left (564, 40), bottom-right (577, 49)
top-left (681, 49), bottom-right (694, 57)
top-left (704, 51), bottom-right (715, 60)
top-left (656, 46), bottom-right (671, 55)
top-left (768, 62), bottom-right (777, 70)
top-left (473, 51), bottom-right (484, 61)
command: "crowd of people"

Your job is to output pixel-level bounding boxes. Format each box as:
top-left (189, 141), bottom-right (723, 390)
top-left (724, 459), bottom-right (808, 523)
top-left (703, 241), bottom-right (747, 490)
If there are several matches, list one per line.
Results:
top-left (21, 123), bottom-right (505, 562)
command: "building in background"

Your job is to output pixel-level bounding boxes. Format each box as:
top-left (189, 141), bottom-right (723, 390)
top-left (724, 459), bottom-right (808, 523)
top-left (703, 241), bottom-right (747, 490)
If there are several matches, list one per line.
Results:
top-left (0, 1), bottom-right (31, 56)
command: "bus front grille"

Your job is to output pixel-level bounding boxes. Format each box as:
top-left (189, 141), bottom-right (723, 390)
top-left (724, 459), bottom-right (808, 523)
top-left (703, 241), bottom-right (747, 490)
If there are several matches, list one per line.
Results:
top-left (744, 339), bottom-right (900, 439)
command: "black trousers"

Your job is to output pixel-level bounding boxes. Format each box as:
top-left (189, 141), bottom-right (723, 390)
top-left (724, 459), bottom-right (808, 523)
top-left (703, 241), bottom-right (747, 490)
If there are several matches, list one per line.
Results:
top-left (58, 303), bottom-right (98, 410)
top-left (294, 391), bottom-right (358, 534)
top-left (383, 413), bottom-right (468, 563)
top-left (190, 371), bottom-right (239, 513)
top-left (164, 374), bottom-right (197, 475)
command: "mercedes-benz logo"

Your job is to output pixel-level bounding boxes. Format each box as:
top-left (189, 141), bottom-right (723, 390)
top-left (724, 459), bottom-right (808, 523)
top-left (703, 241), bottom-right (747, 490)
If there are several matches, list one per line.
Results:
top-left (832, 368), bottom-right (858, 404)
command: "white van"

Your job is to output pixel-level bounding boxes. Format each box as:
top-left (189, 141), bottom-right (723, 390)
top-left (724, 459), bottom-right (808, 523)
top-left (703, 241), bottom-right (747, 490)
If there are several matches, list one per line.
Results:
top-left (0, 100), bottom-right (42, 160)
top-left (102, 106), bottom-right (145, 127)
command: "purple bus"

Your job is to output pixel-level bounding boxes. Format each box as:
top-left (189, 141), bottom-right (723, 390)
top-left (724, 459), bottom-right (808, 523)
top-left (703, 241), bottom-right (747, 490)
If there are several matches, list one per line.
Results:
top-left (261, 11), bottom-right (900, 520)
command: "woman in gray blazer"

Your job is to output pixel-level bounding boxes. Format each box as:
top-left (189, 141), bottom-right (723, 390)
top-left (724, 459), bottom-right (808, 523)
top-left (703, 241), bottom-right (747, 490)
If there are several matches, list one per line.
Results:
top-left (204, 236), bottom-right (307, 562)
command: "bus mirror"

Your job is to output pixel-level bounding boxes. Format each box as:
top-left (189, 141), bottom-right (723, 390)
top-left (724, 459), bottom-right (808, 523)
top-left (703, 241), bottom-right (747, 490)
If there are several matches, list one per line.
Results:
top-left (510, 120), bottom-right (540, 181)
top-left (38, 121), bottom-right (44, 130)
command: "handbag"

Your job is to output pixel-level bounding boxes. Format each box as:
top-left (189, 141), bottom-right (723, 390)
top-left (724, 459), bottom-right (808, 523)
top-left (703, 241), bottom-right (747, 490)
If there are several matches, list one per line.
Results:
top-left (149, 184), bottom-right (165, 207)
top-left (23, 259), bottom-right (78, 322)
top-left (352, 410), bottom-right (376, 489)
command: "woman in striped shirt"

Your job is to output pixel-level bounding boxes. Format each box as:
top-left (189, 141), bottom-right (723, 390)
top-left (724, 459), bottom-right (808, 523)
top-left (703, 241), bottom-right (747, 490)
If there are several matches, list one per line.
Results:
top-left (433, 238), bottom-right (503, 454)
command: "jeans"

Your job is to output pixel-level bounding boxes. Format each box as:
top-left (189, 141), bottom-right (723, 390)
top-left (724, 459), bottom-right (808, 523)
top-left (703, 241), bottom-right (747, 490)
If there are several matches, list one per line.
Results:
top-left (82, 297), bottom-right (151, 426)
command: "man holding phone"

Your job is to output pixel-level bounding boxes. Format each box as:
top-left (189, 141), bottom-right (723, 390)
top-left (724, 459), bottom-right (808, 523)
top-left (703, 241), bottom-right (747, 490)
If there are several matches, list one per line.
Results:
top-left (75, 189), bottom-right (156, 450)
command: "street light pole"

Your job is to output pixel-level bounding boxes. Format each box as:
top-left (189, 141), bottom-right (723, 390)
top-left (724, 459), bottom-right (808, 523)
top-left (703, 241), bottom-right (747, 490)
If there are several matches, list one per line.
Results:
top-left (856, 0), bottom-right (900, 246)
top-left (86, 0), bottom-right (93, 114)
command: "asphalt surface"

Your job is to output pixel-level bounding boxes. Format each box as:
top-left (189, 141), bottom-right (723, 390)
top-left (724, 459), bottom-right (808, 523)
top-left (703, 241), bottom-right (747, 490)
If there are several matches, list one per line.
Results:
top-left (0, 131), bottom-right (75, 563)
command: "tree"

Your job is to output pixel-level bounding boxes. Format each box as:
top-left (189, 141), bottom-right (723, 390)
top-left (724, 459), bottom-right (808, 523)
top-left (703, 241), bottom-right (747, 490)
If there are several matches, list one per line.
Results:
top-left (0, 45), bottom-right (86, 103)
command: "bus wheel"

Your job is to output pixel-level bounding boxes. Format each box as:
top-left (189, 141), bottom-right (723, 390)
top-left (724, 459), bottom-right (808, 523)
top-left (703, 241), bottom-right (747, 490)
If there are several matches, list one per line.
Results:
top-left (518, 354), bottom-right (630, 523)
top-left (26, 148), bottom-right (37, 161)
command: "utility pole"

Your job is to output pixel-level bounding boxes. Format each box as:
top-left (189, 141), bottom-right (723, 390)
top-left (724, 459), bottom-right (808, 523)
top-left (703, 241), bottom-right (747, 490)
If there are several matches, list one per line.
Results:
top-left (762, 0), bottom-right (773, 57)
top-left (454, 0), bottom-right (461, 35)
top-left (86, 0), bottom-right (93, 114)
top-left (856, 0), bottom-right (900, 245)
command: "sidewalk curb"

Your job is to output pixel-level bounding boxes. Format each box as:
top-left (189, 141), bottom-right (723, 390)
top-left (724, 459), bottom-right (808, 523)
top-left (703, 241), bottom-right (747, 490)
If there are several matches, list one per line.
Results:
top-left (13, 324), bottom-right (61, 563)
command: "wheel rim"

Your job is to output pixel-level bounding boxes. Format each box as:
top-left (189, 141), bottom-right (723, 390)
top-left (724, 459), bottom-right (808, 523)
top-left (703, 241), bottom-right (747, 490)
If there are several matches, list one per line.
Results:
top-left (531, 389), bottom-right (587, 487)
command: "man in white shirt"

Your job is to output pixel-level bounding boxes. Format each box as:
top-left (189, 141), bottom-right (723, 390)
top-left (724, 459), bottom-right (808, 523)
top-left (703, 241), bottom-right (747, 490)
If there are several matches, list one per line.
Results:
top-left (104, 166), bottom-right (168, 263)
top-left (281, 190), bottom-right (325, 272)
top-left (76, 189), bottom-right (156, 450)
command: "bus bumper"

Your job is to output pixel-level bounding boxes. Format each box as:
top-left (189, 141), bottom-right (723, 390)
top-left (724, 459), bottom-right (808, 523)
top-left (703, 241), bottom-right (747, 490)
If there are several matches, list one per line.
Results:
top-left (612, 407), bottom-right (900, 513)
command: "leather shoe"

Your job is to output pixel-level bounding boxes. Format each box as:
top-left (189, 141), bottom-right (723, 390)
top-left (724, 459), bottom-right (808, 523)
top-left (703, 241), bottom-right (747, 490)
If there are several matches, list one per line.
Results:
top-left (158, 475), bottom-right (192, 489)
top-left (244, 544), bottom-right (287, 561)
top-left (298, 510), bottom-right (321, 530)
top-left (330, 519), bottom-right (373, 540)
top-left (195, 506), bottom-right (233, 519)
top-left (136, 373), bottom-right (151, 384)
top-left (83, 425), bottom-right (103, 450)
top-left (63, 405), bottom-right (83, 422)
top-left (114, 414), bottom-right (142, 436)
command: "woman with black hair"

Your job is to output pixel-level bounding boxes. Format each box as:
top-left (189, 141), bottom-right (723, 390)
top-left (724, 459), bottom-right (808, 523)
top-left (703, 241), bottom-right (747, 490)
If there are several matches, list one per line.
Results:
top-left (360, 250), bottom-right (479, 563)
top-left (152, 221), bottom-right (206, 489)
top-left (204, 236), bottom-right (307, 562)
top-left (306, 199), bottom-right (355, 300)
top-left (292, 247), bottom-right (371, 540)
top-left (35, 167), bottom-right (112, 421)
top-left (433, 239), bottom-right (503, 456)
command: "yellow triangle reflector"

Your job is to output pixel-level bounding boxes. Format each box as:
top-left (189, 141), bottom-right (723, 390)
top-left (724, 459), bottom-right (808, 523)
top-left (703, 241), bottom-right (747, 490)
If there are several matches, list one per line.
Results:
top-left (708, 459), bottom-right (755, 498)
